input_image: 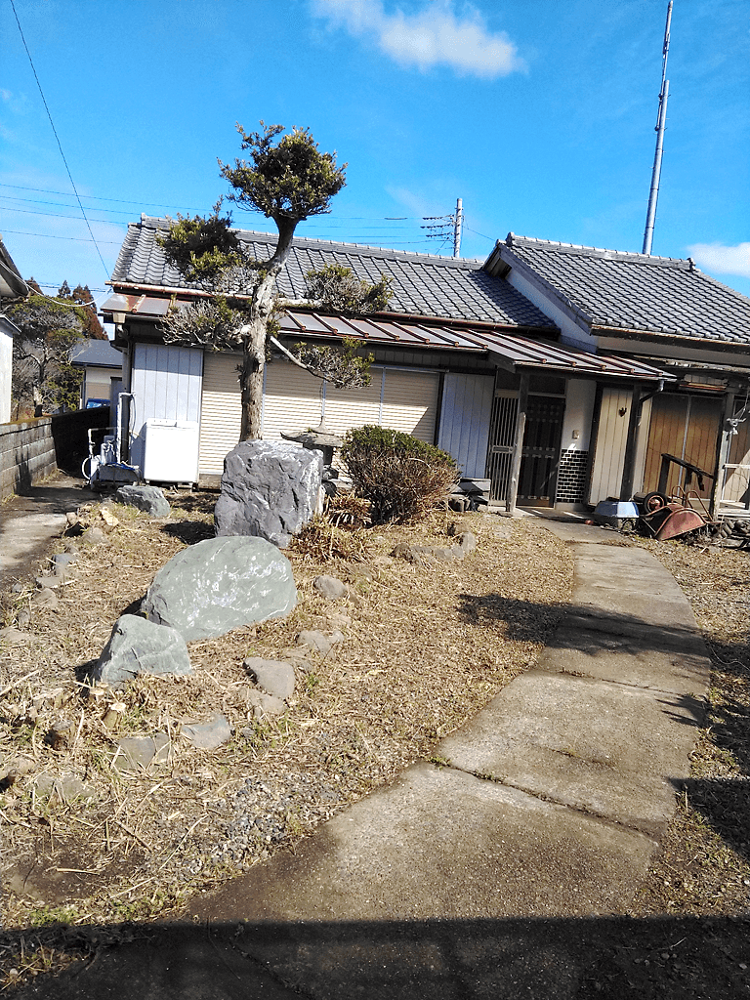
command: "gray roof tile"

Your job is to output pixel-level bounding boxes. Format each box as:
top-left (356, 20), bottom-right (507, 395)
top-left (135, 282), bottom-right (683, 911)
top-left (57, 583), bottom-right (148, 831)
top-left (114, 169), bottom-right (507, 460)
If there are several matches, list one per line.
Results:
top-left (110, 216), bottom-right (554, 329)
top-left (502, 235), bottom-right (750, 345)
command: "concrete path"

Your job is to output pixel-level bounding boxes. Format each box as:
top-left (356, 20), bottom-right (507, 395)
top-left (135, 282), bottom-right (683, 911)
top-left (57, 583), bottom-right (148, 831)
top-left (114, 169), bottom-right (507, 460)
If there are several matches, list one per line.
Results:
top-left (11, 519), bottom-right (712, 999)
top-left (0, 473), bottom-right (98, 588)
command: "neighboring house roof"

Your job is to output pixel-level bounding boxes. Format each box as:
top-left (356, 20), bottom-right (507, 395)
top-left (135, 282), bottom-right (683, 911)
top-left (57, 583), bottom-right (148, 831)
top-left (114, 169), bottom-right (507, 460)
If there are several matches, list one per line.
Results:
top-left (486, 234), bottom-right (750, 346)
top-left (110, 215), bottom-right (555, 330)
top-left (0, 236), bottom-right (29, 300)
top-left (69, 339), bottom-right (123, 368)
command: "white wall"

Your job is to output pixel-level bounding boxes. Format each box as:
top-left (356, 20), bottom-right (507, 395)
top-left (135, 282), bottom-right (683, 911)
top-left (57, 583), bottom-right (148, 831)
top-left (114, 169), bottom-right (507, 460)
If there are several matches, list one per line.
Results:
top-left (0, 318), bottom-right (16, 424)
top-left (560, 379), bottom-right (597, 451)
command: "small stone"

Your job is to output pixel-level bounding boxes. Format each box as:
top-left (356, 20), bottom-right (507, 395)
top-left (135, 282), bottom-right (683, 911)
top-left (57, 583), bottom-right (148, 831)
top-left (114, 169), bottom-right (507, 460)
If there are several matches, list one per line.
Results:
top-left (114, 735), bottom-right (170, 772)
top-left (45, 720), bottom-right (74, 750)
top-left (243, 657), bottom-right (295, 700)
top-left (296, 629), bottom-right (344, 655)
top-left (457, 531), bottom-right (477, 554)
top-left (0, 756), bottom-right (35, 788)
top-left (32, 588), bottom-right (60, 610)
top-left (81, 526), bottom-right (106, 545)
top-left (182, 714), bottom-right (233, 750)
top-left (35, 573), bottom-right (68, 590)
top-left (34, 771), bottom-right (94, 801)
top-left (255, 693), bottom-right (287, 719)
top-left (92, 614), bottom-right (192, 689)
top-left (0, 627), bottom-right (32, 646)
top-left (114, 485), bottom-right (171, 518)
top-left (16, 609), bottom-right (31, 627)
top-left (313, 575), bottom-right (349, 601)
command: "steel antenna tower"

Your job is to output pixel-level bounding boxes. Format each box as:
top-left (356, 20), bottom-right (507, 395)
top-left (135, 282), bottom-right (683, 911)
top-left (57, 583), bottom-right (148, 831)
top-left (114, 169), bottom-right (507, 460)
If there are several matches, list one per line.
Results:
top-left (642, 1), bottom-right (673, 255)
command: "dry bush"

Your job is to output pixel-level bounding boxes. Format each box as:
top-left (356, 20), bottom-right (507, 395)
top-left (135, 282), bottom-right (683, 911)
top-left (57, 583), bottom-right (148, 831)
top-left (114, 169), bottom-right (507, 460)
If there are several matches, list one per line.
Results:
top-left (340, 425), bottom-right (459, 524)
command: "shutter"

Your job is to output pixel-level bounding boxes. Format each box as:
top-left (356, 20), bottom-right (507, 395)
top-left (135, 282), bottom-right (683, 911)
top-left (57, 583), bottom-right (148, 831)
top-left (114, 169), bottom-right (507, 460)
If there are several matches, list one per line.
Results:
top-left (198, 352), bottom-right (242, 476)
top-left (380, 369), bottom-right (439, 442)
top-left (262, 359), bottom-right (324, 440)
top-left (324, 372), bottom-right (383, 435)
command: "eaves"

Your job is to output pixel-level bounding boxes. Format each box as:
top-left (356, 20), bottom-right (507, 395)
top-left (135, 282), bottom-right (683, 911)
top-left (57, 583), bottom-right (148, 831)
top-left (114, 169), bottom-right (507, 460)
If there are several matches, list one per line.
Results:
top-left (484, 243), bottom-right (596, 340)
top-left (592, 325), bottom-right (750, 354)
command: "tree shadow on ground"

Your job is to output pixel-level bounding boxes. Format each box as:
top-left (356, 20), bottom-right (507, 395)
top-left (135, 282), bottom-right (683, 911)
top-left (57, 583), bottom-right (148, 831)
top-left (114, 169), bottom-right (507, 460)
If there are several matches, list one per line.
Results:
top-left (4, 913), bottom-right (750, 1000)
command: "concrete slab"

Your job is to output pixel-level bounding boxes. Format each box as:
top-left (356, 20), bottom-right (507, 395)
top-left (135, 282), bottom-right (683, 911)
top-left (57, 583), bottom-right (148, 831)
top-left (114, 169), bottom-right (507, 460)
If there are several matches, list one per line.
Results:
top-left (437, 670), bottom-right (703, 836)
top-left (541, 624), bottom-right (710, 694)
top-left (0, 474), bottom-right (97, 586)
top-left (191, 762), bottom-right (657, 926)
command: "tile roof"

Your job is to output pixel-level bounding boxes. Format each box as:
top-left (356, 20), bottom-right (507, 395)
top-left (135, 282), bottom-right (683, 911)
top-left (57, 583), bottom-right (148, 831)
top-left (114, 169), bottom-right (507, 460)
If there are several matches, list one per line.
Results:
top-left (497, 235), bottom-right (750, 346)
top-left (69, 339), bottom-right (123, 367)
top-left (110, 216), bottom-right (554, 330)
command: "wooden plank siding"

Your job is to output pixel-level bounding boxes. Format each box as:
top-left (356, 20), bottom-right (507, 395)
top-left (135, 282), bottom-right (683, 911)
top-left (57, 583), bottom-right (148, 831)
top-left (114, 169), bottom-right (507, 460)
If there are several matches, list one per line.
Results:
top-left (588, 387), bottom-right (633, 504)
top-left (642, 394), bottom-right (722, 499)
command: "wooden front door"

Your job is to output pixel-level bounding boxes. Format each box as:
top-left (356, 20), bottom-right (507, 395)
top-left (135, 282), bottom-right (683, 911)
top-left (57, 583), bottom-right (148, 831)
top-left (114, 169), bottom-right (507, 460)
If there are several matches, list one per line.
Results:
top-left (517, 395), bottom-right (565, 507)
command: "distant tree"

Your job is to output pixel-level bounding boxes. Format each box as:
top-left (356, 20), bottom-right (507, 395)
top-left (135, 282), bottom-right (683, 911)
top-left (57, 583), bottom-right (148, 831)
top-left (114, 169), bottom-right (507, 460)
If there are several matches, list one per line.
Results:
top-left (8, 295), bottom-right (86, 416)
top-left (71, 283), bottom-right (106, 340)
top-left (26, 277), bottom-right (43, 294)
top-left (57, 279), bottom-right (73, 300)
top-left (159, 121), bottom-right (373, 440)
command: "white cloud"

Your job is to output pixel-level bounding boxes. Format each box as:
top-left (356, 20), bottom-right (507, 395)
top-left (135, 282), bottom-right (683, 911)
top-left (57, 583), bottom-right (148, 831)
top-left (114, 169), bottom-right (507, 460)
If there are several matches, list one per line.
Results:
top-left (311, 0), bottom-right (525, 79)
top-left (687, 242), bottom-right (750, 280)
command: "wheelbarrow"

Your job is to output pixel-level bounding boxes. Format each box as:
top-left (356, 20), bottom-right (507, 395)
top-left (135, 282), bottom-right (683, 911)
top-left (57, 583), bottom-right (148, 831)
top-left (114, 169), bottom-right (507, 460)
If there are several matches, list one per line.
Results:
top-left (638, 490), bottom-right (710, 541)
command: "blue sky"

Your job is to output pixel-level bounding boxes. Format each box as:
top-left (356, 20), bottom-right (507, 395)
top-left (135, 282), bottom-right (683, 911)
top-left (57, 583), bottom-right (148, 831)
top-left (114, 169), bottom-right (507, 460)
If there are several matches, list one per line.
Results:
top-left (2, 0), bottom-right (749, 313)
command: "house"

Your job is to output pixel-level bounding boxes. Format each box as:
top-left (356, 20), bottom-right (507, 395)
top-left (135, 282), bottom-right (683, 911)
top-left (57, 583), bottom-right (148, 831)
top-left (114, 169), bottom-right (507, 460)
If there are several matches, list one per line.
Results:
top-left (0, 238), bottom-right (29, 424)
top-left (69, 338), bottom-right (123, 409)
top-left (484, 235), bottom-right (750, 515)
top-left (103, 216), bottom-right (676, 509)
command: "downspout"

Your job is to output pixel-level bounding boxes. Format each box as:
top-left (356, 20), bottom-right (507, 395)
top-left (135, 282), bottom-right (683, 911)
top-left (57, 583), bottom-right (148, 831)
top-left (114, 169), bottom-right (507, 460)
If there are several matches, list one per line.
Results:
top-left (619, 379), bottom-right (665, 500)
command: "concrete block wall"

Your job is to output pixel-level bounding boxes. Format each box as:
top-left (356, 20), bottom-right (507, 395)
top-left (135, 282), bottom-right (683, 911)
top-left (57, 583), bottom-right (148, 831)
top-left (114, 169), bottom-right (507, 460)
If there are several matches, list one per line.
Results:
top-left (0, 419), bottom-right (57, 499)
top-left (0, 407), bottom-right (110, 500)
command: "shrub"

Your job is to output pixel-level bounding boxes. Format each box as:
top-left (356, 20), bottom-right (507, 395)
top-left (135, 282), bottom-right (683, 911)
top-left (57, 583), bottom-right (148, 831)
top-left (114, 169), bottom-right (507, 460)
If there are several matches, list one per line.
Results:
top-left (340, 425), bottom-right (459, 524)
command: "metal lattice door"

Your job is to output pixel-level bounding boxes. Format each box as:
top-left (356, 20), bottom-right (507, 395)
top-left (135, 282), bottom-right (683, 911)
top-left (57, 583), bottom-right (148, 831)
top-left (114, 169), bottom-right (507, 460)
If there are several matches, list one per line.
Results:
top-left (485, 392), bottom-right (518, 503)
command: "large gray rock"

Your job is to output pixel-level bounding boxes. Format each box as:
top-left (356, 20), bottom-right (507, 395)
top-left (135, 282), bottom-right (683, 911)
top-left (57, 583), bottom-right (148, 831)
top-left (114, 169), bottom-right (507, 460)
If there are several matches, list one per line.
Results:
top-left (141, 535), bottom-right (297, 641)
top-left (214, 440), bottom-right (323, 548)
top-left (114, 484), bottom-right (171, 518)
top-left (92, 614), bottom-right (192, 689)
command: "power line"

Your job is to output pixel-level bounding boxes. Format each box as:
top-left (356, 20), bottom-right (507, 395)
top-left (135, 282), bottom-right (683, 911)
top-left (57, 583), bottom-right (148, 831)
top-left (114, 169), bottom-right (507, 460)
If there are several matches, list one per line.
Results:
top-left (1, 205), bottom-right (128, 225)
top-left (9, 0), bottom-right (109, 277)
top-left (2, 229), bottom-right (123, 245)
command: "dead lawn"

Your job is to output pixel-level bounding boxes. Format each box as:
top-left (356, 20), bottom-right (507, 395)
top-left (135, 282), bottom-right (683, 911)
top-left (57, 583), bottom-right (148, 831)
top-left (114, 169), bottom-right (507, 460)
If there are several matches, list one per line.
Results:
top-left (0, 494), bottom-right (572, 945)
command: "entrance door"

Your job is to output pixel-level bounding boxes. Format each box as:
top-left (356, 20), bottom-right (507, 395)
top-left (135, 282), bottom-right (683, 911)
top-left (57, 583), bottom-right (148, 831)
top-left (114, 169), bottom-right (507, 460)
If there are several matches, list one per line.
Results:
top-left (517, 395), bottom-right (565, 507)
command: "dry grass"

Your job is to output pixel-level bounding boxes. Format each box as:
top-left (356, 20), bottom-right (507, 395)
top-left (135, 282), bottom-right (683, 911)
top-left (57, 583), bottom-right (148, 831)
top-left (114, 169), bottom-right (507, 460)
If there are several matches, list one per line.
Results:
top-left (0, 493), bottom-right (572, 958)
top-left (629, 535), bottom-right (750, 917)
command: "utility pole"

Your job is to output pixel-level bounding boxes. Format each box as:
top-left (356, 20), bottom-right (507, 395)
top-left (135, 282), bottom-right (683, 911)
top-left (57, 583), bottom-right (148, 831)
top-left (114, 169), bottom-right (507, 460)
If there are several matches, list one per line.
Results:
top-left (642, 1), bottom-right (673, 255)
top-left (421, 199), bottom-right (464, 256)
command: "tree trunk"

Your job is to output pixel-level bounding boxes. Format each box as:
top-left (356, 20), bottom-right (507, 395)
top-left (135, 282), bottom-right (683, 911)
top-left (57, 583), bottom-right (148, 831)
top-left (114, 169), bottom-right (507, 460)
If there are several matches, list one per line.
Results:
top-left (237, 228), bottom-right (296, 441)
top-left (238, 270), bottom-right (277, 440)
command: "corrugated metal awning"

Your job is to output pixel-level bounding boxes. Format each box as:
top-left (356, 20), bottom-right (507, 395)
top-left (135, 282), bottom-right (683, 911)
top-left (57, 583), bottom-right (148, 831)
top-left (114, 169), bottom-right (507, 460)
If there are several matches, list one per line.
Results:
top-left (102, 292), bottom-right (673, 382)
